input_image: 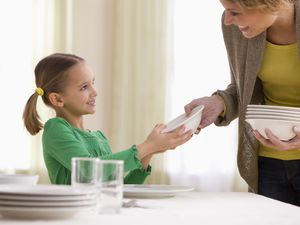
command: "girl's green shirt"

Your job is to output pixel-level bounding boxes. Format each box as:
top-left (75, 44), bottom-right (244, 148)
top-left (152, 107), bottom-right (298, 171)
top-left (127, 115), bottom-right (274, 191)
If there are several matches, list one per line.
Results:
top-left (42, 117), bottom-right (151, 185)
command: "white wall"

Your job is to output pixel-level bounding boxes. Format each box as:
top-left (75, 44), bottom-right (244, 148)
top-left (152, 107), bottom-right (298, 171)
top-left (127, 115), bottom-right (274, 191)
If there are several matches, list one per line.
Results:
top-left (72, 0), bottom-right (115, 137)
top-left (165, 0), bottom-right (247, 191)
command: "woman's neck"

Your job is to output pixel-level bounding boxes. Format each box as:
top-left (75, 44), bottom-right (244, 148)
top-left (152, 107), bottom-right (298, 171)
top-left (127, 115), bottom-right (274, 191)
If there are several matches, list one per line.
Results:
top-left (267, 3), bottom-right (297, 45)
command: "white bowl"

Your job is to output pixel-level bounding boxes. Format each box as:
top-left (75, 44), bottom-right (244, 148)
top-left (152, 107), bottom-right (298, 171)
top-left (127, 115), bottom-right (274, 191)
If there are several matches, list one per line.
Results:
top-left (245, 118), bottom-right (300, 141)
top-left (247, 105), bottom-right (300, 112)
top-left (0, 174), bottom-right (39, 185)
top-left (246, 115), bottom-right (300, 121)
top-left (162, 105), bottom-right (204, 133)
top-left (247, 108), bottom-right (300, 115)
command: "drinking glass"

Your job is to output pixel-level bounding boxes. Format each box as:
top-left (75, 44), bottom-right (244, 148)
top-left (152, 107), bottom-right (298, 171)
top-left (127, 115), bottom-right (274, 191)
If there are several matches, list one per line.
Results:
top-left (97, 160), bottom-right (124, 214)
top-left (71, 157), bottom-right (99, 187)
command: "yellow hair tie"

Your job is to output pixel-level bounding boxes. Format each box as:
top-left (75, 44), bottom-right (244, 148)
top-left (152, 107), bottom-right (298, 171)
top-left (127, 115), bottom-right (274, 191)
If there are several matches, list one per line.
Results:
top-left (35, 87), bottom-right (44, 96)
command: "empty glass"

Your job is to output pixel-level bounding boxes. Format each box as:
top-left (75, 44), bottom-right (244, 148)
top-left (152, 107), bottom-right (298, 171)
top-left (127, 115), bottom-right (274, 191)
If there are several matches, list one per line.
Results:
top-left (71, 157), bottom-right (99, 187)
top-left (97, 160), bottom-right (124, 214)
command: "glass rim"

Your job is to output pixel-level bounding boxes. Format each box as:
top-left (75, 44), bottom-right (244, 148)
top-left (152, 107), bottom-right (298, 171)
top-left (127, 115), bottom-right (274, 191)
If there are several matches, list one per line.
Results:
top-left (98, 160), bottom-right (124, 164)
top-left (71, 157), bottom-right (99, 162)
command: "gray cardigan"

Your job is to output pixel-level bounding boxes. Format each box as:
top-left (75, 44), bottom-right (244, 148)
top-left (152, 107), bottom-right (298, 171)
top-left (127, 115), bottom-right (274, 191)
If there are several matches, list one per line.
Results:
top-left (215, 1), bottom-right (300, 193)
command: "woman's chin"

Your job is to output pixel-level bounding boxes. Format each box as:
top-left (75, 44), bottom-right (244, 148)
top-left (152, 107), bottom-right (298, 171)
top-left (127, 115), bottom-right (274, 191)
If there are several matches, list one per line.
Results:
top-left (241, 30), bottom-right (262, 39)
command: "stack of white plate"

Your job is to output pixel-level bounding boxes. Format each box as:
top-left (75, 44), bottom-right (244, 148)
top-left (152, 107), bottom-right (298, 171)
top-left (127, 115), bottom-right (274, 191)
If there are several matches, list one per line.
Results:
top-left (246, 105), bottom-right (300, 141)
top-left (0, 184), bottom-right (97, 219)
top-left (0, 174), bottom-right (39, 185)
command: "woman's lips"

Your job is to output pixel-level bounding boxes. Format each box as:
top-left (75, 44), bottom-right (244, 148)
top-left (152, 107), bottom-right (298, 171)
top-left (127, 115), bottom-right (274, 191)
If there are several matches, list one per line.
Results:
top-left (238, 26), bottom-right (249, 32)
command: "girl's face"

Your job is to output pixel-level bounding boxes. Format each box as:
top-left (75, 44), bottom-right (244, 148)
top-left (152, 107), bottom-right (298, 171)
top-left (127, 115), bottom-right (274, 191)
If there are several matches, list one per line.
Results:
top-left (219, 0), bottom-right (278, 38)
top-left (60, 62), bottom-right (97, 117)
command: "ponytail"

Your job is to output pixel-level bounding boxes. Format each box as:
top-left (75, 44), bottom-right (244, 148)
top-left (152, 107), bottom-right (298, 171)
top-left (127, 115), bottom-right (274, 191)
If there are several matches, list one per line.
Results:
top-left (23, 93), bottom-right (43, 135)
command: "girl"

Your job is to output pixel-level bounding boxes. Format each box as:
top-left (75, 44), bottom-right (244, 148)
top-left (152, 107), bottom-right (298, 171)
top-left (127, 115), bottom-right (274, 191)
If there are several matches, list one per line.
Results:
top-left (185, 0), bottom-right (300, 206)
top-left (23, 53), bottom-right (192, 185)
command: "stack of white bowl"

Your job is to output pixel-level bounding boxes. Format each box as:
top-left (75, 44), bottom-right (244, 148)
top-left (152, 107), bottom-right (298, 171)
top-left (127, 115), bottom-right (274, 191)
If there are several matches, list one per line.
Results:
top-left (0, 184), bottom-right (97, 219)
top-left (246, 105), bottom-right (300, 141)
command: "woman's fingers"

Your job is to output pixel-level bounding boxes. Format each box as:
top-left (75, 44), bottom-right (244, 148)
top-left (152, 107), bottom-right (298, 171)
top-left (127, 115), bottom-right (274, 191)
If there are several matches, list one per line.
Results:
top-left (253, 129), bottom-right (300, 151)
top-left (194, 127), bottom-right (201, 135)
top-left (184, 99), bottom-right (203, 117)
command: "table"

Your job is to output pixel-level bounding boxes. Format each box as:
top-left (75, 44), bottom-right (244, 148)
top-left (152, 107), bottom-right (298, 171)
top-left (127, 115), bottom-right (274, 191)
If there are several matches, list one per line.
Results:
top-left (1, 192), bottom-right (300, 225)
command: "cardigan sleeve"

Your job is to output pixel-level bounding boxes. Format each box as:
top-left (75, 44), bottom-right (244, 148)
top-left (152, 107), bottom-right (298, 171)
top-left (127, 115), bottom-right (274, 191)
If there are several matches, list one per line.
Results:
top-left (212, 12), bottom-right (240, 126)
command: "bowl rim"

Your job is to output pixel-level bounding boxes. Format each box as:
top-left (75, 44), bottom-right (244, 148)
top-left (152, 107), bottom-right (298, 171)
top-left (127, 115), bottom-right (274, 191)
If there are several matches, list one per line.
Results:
top-left (245, 117), bottom-right (300, 123)
top-left (163, 105), bottom-right (204, 133)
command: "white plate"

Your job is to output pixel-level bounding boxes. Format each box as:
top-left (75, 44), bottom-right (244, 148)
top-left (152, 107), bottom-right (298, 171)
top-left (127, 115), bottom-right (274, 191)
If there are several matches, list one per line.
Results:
top-left (0, 174), bottom-right (39, 185)
top-left (0, 199), bottom-right (96, 207)
top-left (162, 105), bottom-right (204, 133)
top-left (123, 184), bottom-right (194, 198)
top-left (0, 184), bottom-right (96, 196)
top-left (0, 205), bottom-right (92, 220)
top-left (0, 193), bottom-right (96, 201)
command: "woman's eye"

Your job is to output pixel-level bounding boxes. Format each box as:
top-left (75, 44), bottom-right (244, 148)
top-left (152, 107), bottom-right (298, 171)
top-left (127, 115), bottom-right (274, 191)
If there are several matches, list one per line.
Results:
top-left (230, 11), bottom-right (239, 16)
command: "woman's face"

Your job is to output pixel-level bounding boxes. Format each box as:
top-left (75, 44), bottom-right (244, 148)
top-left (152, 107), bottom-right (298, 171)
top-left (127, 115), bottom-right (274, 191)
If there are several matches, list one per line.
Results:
top-left (219, 0), bottom-right (278, 38)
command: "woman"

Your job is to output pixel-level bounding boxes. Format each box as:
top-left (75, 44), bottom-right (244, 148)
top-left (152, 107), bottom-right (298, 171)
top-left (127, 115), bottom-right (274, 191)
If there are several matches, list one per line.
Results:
top-left (185, 0), bottom-right (300, 206)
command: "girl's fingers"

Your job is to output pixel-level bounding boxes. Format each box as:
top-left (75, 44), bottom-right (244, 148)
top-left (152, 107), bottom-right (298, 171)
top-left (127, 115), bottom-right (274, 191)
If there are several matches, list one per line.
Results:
top-left (170, 125), bottom-right (185, 136)
top-left (156, 123), bottom-right (166, 132)
top-left (173, 130), bottom-right (193, 146)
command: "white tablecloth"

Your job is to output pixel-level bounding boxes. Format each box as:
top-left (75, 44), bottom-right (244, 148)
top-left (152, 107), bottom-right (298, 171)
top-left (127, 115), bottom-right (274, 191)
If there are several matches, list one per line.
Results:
top-left (1, 192), bottom-right (300, 225)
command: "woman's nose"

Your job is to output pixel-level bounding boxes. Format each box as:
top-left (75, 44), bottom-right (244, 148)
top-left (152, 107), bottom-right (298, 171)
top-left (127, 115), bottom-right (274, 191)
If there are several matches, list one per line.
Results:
top-left (224, 11), bottom-right (234, 26)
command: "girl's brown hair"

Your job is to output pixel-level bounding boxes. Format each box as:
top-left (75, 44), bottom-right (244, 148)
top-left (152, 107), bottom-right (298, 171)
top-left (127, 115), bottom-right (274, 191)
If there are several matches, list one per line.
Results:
top-left (229, 0), bottom-right (294, 11)
top-left (23, 53), bottom-right (84, 135)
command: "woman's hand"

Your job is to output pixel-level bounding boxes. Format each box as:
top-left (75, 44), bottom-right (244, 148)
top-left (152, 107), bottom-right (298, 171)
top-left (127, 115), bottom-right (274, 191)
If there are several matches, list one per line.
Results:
top-left (137, 124), bottom-right (193, 158)
top-left (184, 95), bottom-right (224, 134)
top-left (253, 127), bottom-right (300, 151)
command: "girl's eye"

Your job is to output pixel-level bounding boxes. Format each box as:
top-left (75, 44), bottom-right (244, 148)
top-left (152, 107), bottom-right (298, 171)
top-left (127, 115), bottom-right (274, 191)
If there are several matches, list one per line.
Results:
top-left (80, 85), bottom-right (88, 91)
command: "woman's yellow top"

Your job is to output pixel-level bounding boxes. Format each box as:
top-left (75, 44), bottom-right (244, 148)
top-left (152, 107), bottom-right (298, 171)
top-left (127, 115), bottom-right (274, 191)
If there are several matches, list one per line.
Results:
top-left (258, 41), bottom-right (300, 160)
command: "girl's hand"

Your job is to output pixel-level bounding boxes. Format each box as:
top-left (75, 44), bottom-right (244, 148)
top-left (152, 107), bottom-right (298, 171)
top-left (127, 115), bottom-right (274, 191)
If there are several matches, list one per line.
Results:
top-left (137, 123), bottom-right (193, 158)
top-left (253, 127), bottom-right (300, 151)
top-left (184, 95), bottom-right (224, 134)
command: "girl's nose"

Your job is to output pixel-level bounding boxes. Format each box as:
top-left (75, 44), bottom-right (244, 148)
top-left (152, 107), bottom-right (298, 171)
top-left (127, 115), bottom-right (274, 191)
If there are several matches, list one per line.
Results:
top-left (92, 86), bottom-right (98, 97)
top-left (224, 11), bottom-right (234, 26)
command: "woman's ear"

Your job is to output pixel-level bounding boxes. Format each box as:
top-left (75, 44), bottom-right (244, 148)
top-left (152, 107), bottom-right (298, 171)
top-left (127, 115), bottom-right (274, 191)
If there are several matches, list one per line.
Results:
top-left (48, 93), bottom-right (64, 107)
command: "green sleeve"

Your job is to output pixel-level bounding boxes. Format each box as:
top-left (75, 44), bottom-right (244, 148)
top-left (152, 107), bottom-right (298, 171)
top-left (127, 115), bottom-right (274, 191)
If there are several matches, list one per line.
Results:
top-left (100, 145), bottom-right (152, 184)
top-left (124, 165), bottom-right (152, 184)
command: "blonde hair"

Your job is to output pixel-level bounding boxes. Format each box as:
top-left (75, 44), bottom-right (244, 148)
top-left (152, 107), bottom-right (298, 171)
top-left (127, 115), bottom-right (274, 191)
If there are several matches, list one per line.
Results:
top-left (23, 53), bottom-right (84, 135)
top-left (228, 0), bottom-right (294, 11)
